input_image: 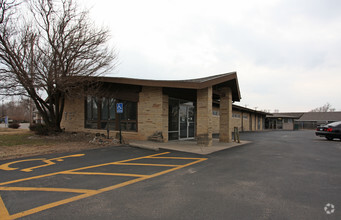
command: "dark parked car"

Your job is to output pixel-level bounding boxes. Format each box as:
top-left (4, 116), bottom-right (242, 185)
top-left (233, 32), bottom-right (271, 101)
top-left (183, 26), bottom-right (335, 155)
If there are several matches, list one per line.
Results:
top-left (316, 121), bottom-right (341, 140)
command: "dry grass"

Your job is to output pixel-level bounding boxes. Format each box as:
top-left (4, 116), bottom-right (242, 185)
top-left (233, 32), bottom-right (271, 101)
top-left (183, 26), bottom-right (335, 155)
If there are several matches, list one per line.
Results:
top-left (0, 128), bottom-right (32, 135)
top-left (0, 128), bottom-right (114, 160)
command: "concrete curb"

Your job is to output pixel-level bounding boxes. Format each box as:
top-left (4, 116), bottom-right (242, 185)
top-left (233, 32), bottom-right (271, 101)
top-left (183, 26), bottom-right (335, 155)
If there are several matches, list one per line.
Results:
top-left (129, 139), bottom-right (252, 155)
top-left (129, 142), bottom-right (160, 151)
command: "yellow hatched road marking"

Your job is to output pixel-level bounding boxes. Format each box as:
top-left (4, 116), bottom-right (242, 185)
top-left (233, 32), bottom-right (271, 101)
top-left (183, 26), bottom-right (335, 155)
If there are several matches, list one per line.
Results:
top-left (0, 195), bottom-right (10, 220)
top-left (10, 157), bottom-right (207, 220)
top-left (9, 190), bottom-right (99, 220)
top-left (150, 156), bottom-right (204, 160)
top-left (0, 152), bottom-right (207, 219)
top-left (0, 187), bottom-right (96, 194)
top-left (114, 162), bottom-right (179, 167)
top-left (62, 171), bottom-right (149, 178)
top-left (0, 152), bottom-right (172, 186)
top-left (144, 152), bottom-right (170, 157)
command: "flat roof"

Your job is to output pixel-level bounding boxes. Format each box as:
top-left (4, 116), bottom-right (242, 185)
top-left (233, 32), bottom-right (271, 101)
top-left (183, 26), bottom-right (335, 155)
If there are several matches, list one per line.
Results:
top-left (266, 113), bottom-right (303, 119)
top-left (296, 112), bottom-right (341, 122)
top-left (232, 104), bottom-right (268, 115)
top-left (98, 72), bottom-right (241, 101)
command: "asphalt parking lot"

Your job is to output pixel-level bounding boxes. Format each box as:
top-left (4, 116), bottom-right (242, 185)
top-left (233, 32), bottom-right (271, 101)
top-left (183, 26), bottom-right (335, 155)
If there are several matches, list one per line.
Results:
top-left (0, 130), bottom-right (341, 219)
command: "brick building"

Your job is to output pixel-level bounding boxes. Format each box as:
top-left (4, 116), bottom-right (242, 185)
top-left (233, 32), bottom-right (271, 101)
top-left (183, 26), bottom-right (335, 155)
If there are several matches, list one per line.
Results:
top-left (265, 113), bottom-right (303, 130)
top-left (212, 104), bottom-right (267, 134)
top-left (61, 72), bottom-right (263, 146)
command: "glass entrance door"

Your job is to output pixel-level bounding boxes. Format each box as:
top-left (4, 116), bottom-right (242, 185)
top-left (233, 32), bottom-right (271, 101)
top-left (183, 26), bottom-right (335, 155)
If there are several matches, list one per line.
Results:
top-left (179, 104), bottom-right (195, 139)
top-left (168, 98), bottom-right (195, 141)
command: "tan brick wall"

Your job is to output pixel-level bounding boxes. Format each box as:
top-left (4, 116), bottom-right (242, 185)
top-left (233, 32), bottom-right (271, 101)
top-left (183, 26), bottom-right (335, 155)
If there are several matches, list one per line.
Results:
top-left (213, 109), bottom-right (248, 134)
top-left (196, 87), bottom-right (213, 146)
top-left (137, 87), bottom-right (165, 141)
top-left (61, 96), bottom-right (141, 141)
top-left (250, 114), bottom-right (264, 131)
top-left (283, 121), bottom-right (294, 130)
top-left (210, 109), bottom-right (265, 133)
top-left (61, 86), bottom-right (167, 142)
top-left (241, 112), bottom-right (249, 131)
top-left (250, 114), bottom-right (255, 130)
top-left (231, 110), bottom-right (242, 131)
top-left (61, 97), bottom-right (85, 132)
top-left (219, 87), bottom-right (232, 142)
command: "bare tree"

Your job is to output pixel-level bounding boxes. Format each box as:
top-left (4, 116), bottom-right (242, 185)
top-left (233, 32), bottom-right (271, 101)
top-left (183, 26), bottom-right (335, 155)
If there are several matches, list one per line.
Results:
top-left (310, 103), bottom-right (335, 112)
top-left (0, 0), bottom-right (116, 131)
top-left (4, 99), bottom-right (30, 122)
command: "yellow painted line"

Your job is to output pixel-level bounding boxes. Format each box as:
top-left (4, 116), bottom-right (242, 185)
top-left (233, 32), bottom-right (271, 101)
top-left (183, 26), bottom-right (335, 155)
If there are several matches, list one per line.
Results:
top-left (0, 154), bottom-right (85, 172)
top-left (0, 187), bottom-right (95, 194)
top-left (150, 156), bottom-right (204, 160)
top-left (0, 152), bottom-right (207, 219)
top-left (143, 152), bottom-right (171, 157)
top-left (98, 157), bottom-right (208, 193)
top-left (10, 191), bottom-right (98, 220)
top-left (10, 157), bottom-right (207, 219)
top-left (147, 158), bottom-right (207, 178)
top-left (0, 173), bottom-right (62, 186)
top-left (0, 158), bottom-right (46, 171)
top-left (20, 154), bottom-right (85, 172)
top-left (61, 152), bottom-right (172, 173)
top-left (62, 171), bottom-right (149, 178)
top-left (0, 195), bottom-right (10, 220)
top-left (114, 162), bottom-right (179, 167)
top-left (0, 152), bottom-right (172, 186)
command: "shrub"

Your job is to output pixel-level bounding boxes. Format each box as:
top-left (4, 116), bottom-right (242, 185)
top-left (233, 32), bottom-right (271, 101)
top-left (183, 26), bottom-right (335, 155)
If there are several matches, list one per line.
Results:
top-left (29, 124), bottom-right (49, 135)
top-left (8, 123), bottom-right (20, 129)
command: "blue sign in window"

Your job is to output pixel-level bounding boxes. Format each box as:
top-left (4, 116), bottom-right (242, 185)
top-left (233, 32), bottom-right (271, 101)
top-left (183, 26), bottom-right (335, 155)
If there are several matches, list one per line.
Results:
top-left (116, 103), bottom-right (123, 114)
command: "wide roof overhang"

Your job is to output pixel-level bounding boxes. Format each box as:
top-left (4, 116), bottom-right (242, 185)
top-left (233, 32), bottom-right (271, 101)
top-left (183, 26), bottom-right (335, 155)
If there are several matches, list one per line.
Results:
top-left (98, 72), bottom-right (241, 102)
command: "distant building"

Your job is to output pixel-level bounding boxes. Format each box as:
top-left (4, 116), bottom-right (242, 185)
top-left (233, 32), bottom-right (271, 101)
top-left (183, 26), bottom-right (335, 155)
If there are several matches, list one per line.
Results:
top-left (295, 112), bottom-right (341, 129)
top-left (265, 111), bottom-right (341, 130)
top-left (212, 104), bottom-right (267, 133)
top-left (265, 113), bottom-right (303, 130)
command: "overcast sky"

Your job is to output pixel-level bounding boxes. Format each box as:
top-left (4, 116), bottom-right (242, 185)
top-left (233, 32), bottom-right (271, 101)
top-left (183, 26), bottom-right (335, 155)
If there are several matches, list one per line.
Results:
top-left (82, 0), bottom-right (341, 112)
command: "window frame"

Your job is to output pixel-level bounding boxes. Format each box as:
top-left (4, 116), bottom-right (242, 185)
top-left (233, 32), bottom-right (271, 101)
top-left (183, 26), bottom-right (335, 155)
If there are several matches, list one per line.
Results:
top-left (84, 96), bottom-right (138, 132)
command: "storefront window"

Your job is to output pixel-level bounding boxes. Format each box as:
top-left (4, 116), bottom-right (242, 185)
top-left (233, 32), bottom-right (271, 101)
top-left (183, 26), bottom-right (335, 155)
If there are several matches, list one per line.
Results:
top-left (120, 101), bottom-right (137, 131)
top-left (85, 96), bottom-right (98, 129)
top-left (101, 98), bottom-right (109, 120)
top-left (168, 98), bottom-right (180, 140)
top-left (85, 96), bottom-right (137, 131)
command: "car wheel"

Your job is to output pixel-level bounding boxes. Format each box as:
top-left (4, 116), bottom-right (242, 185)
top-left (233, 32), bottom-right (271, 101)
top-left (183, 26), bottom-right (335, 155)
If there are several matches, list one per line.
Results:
top-left (326, 136), bottom-right (333, 141)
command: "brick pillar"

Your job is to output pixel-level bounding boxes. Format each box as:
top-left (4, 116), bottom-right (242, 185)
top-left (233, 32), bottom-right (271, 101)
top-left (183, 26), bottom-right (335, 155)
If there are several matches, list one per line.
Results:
top-left (138, 87), bottom-right (164, 141)
top-left (219, 87), bottom-right (232, 142)
top-left (162, 94), bottom-right (169, 142)
top-left (196, 87), bottom-right (213, 146)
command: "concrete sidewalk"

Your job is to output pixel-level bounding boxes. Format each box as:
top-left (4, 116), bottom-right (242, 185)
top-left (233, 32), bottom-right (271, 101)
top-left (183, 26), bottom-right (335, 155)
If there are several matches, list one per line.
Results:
top-left (129, 139), bottom-right (251, 155)
top-left (0, 123), bottom-right (29, 129)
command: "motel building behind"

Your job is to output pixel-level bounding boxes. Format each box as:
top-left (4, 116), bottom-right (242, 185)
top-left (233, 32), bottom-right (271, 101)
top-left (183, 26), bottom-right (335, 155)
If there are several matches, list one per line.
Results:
top-left (61, 72), bottom-right (266, 146)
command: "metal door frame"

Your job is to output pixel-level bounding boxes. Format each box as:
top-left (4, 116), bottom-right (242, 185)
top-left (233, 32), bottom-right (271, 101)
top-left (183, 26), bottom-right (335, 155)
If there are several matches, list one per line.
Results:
top-left (179, 104), bottom-right (195, 140)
